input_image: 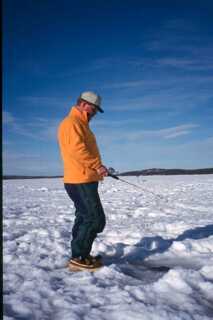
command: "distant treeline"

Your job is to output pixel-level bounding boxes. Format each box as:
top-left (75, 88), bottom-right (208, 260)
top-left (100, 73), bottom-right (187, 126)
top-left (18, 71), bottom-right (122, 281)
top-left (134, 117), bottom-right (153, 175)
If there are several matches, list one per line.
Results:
top-left (119, 168), bottom-right (213, 176)
top-left (3, 168), bottom-right (213, 179)
top-left (3, 175), bottom-right (63, 180)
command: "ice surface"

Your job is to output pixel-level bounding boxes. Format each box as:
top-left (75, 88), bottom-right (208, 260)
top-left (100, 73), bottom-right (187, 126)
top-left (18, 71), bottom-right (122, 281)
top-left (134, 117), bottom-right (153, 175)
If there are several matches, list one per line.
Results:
top-left (3, 175), bottom-right (213, 319)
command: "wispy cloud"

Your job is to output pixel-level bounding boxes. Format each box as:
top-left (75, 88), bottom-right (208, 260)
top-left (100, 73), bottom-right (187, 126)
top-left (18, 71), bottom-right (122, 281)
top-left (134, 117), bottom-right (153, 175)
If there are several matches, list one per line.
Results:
top-left (92, 118), bottom-right (145, 129)
top-left (122, 124), bottom-right (199, 141)
top-left (33, 117), bottom-right (61, 141)
top-left (3, 111), bottom-right (38, 139)
top-left (155, 57), bottom-right (213, 71)
top-left (137, 18), bottom-right (213, 75)
top-left (18, 96), bottom-right (72, 108)
top-left (3, 150), bottom-right (62, 175)
top-left (105, 89), bottom-right (212, 112)
top-left (94, 124), bottom-right (200, 150)
top-left (155, 124), bottom-right (199, 139)
top-left (103, 73), bottom-right (213, 92)
top-left (146, 17), bottom-right (213, 48)
top-left (3, 111), bottom-right (15, 125)
top-left (3, 113), bottom-right (62, 174)
top-left (101, 135), bottom-right (213, 172)
top-left (3, 111), bottom-right (60, 141)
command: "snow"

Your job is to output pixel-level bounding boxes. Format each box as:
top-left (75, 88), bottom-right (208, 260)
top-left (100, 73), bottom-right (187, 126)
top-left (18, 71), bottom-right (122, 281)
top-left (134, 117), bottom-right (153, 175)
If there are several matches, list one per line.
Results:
top-left (3, 175), bottom-right (213, 319)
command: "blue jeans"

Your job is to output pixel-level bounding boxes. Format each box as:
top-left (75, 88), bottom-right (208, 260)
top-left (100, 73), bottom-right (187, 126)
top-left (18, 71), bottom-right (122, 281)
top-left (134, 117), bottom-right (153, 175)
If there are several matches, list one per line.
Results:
top-left (64, 182), bottom-right (106, 259)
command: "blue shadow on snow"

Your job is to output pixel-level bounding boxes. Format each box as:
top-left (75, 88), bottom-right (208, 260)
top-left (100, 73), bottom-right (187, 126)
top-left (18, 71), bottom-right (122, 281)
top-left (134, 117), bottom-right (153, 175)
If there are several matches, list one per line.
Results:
top-left (103, 224), bottom-right (213, 265)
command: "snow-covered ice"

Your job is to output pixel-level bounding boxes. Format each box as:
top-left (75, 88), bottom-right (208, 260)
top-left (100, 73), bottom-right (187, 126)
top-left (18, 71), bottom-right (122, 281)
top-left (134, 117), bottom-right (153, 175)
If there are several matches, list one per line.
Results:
top-left (3, 175), bottom-right (213, 319)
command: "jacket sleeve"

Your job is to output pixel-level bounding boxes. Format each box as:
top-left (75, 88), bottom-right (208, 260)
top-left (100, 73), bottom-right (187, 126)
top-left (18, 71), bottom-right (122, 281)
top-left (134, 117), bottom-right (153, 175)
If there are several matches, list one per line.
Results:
top-left (67, 122), bottom-right (102, 170)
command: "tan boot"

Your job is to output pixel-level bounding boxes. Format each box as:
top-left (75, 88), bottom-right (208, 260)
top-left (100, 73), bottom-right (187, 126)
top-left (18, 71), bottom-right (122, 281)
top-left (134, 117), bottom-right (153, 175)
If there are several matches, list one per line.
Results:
top-left (67, 257), bottom-right (102, 272)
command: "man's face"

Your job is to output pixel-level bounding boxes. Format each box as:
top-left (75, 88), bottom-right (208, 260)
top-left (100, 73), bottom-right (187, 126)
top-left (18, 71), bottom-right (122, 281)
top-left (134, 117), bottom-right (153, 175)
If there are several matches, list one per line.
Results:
top-left (83, 102), bottom-right (98, 121)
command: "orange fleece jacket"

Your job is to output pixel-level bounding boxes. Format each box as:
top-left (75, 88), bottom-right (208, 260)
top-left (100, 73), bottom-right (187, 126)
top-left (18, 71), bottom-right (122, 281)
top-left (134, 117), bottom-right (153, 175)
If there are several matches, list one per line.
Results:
top-left (57, 106), bottom-right (103, 183)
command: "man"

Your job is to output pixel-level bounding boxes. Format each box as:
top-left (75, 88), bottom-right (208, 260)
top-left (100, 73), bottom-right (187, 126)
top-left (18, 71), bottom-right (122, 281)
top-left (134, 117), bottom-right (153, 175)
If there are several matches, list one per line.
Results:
top-left (57, 91), bottom-right (108, 271)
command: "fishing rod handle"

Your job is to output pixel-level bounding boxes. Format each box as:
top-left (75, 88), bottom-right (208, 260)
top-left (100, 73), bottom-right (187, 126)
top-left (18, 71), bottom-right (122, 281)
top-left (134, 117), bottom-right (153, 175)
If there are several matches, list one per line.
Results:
top-left (108, 173), bottom-right (119, 180)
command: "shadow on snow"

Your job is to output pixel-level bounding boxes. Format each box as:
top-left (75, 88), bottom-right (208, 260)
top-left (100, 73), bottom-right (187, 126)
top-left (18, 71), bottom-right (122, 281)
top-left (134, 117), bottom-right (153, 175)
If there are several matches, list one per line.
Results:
top-left (102, 224), bottom-right (213, 280)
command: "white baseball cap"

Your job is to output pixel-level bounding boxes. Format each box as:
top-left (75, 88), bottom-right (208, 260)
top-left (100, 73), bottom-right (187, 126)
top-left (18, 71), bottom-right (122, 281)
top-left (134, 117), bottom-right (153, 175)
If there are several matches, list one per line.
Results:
top-left (80, 91), bottom-right (104, 113)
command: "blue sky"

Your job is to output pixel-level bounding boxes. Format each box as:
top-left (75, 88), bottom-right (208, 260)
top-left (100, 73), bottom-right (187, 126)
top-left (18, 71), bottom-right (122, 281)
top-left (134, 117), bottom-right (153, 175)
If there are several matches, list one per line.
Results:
top-left (3, 0), bottom-right (213, 175)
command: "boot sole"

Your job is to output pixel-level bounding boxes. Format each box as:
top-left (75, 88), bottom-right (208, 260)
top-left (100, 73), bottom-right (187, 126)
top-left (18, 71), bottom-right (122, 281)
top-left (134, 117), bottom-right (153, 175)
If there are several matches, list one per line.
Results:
top-left (67, 262), bottom-right (103, 272)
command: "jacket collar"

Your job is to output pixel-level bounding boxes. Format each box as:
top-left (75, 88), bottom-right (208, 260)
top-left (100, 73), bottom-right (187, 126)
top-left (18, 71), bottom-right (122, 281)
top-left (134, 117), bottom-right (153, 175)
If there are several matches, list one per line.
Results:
top-left (69, 106), bottom-right (89, 124)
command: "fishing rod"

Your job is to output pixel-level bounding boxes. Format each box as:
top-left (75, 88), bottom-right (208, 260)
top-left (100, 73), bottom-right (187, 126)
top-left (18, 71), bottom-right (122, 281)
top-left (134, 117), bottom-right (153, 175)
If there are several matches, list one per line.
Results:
top-left (108, 173), bottom-right (143, 190)
top-left (108, 173), bottom-right (164, 200)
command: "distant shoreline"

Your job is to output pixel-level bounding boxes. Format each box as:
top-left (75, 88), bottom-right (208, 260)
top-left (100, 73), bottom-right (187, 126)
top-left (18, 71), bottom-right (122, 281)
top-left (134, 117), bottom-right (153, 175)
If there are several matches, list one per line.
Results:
top-left (3, 176), bottom-right (63, 180)
top-left (3, 168), bottom-right (213, 180)
top-left (119, 168), bottom-right (213, 176)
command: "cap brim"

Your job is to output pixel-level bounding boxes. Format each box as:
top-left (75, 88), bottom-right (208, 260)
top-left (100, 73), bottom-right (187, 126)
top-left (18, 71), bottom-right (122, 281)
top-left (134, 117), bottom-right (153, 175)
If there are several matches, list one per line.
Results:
top-left (96, 106), bottom-right (104, 113)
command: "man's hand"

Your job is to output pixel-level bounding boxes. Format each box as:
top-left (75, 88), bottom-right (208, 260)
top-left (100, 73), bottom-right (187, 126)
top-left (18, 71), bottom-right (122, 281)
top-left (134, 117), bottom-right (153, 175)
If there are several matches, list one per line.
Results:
top-left (96, 165), bottom-right (108, 177)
